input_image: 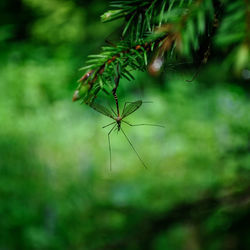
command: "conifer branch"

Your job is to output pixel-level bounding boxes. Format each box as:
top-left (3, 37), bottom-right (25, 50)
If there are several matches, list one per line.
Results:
top-left (73, 0), bottom-right (246, 104)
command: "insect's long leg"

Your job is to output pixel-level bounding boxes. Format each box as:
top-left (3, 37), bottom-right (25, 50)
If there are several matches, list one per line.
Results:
top-left (120, 128), bottom-right (147, 169)
top-left (186, 65), bottom-right (201, 82)
top-left (103, 121), bottom-right (116, 129)
top-left (108, 124), bottom-right (117, 171)
top-left (186, 46), bottom-right (210, 82)
top-left (114, 127), bottom-right (119, 135)
top-left (123, 120), bottom-right (165, 128)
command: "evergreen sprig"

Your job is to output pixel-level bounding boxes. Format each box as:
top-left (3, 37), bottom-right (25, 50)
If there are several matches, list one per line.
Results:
top-left (73, 0), bottom-right (249, 104)
top-left (215, 0), bottom-right (250, 74)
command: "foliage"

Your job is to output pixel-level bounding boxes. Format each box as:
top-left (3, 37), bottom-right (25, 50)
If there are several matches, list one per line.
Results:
top-left (73, 0), bottom-right (249, 105)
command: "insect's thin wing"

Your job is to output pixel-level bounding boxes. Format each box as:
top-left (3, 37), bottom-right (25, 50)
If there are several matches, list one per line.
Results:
top-left (90, 102), bottom-right (114, 119)
top-left (122, 100), bottom-right (142, 118)
top-left (108, 103), bottom-right (117, 117)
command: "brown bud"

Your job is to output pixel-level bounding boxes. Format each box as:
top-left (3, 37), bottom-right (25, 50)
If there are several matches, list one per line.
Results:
top-left (148, 56), bottom-right (164, 76)
top-left (72, 84), bottom-right (90, 102)
top-left (72, 90), bottom-right (80, 102)
top-left (135, 45), bottom-right (141, 50)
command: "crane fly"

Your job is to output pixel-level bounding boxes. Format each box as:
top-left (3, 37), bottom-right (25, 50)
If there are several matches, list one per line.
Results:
top-left (90, 100), bottom-right (164, 170)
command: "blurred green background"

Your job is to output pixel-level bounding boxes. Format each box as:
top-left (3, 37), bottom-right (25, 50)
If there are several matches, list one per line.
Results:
top-left (0, 1), bottom-right (250, 249)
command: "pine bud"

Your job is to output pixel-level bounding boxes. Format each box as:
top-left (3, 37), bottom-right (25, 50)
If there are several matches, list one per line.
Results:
top-left (72, 84), bottom-right (89, 102)
top-left (148, 56), bottom-right (164, 76)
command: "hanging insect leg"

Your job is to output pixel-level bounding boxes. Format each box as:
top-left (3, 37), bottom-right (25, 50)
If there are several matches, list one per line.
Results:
top-left (120, 128), bottom-right (148, 169)
top-left (123, 120), bottom-right (164, 128)
top-left (108, 124), bottom-right (116, 171)
top-left (103, 121), bottom-right (116, 129)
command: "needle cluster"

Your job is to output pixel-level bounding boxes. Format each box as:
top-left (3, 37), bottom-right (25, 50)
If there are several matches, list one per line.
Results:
top-left (73, 0), bottom-right (249, 104)
top-left (73, 0), bottom-right (217, 104)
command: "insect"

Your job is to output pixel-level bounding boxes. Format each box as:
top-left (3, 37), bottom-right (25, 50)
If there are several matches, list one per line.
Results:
top-left (90, 100), bottom-right (164, 170)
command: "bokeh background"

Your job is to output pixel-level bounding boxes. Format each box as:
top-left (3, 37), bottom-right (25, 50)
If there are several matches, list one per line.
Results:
top-left (0, 1), bottom-right (250, 249)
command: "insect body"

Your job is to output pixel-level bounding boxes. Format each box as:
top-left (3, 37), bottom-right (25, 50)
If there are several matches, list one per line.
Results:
top-left (90, 100), bottom-right (163, 170)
